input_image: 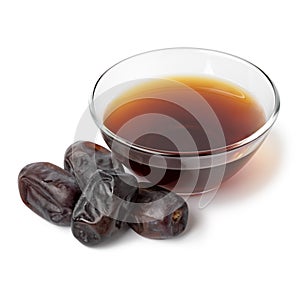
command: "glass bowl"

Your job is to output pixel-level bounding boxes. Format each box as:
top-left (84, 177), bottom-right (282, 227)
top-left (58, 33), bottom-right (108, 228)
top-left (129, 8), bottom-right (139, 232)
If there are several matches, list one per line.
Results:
top-left (90, 48), bottom-right (280, 195)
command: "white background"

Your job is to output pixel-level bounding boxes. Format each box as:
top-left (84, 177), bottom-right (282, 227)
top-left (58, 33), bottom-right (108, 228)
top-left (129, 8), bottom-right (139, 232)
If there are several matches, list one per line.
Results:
top-left (1, 1), bottom-right (298, 299)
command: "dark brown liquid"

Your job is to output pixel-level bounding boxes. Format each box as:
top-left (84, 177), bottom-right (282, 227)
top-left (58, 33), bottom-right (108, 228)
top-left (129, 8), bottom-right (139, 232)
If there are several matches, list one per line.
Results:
top-left (102, 76), bottom-right (265, 193)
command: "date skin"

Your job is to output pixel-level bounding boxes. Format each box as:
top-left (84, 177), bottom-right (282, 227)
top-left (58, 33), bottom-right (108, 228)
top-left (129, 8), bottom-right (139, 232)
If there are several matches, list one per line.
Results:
top-left (71, 170), bottom-right (138, 246)
top-left (128, 183), bottom-right (188, 239)
top-left (18, 162), bottom-right (81, 226)
top-left (64, 141), bottom-right (124, 191)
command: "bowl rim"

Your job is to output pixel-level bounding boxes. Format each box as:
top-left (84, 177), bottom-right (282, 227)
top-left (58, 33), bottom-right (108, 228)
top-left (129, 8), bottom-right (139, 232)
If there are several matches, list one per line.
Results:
top-left (90, 47), bottom-right (280, 157)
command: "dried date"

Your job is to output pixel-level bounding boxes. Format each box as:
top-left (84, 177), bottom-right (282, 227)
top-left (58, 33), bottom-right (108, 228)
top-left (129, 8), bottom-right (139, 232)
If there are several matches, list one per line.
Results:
top-left (18, 162), bottom-right (81, 226)
top-left (128, 183), bottom-right (188, 239)
top-left (71, 170), bottom-right (138, 246)
top-left (64, 141), bottom-right (124, 191)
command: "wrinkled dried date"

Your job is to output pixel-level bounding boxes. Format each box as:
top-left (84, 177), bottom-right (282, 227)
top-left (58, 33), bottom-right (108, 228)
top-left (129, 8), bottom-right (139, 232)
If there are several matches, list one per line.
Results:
top-left (128, 183), bottom-right (188, 239)
top-left (64, 141), bottom-right (124, 191)
top-left (18, 162), bottom-right (81, 226)
top-left (19, 142), bottom-right (190, 244)
top-left (71, 170), bottom-right (138, 246)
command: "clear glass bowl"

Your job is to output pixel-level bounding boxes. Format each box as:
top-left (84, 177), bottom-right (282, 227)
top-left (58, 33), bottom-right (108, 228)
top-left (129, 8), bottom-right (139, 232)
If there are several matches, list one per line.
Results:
top-left (90, 48), bottom-right (280, 195)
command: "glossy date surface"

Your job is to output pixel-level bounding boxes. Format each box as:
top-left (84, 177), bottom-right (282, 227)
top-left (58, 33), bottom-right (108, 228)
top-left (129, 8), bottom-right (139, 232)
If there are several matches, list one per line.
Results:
top-left (18, 162), bottom-right (81, 226)
top-left (128, 183), bottom-right (189, 239)
top-left (64, 141), bottom-right (124, 191)
top-left (71, 170), bottom-right (138, 246)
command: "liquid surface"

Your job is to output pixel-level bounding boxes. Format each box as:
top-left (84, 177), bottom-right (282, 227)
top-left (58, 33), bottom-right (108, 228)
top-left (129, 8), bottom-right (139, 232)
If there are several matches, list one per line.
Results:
top-left (104, 76), bottom-right (265, 153)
